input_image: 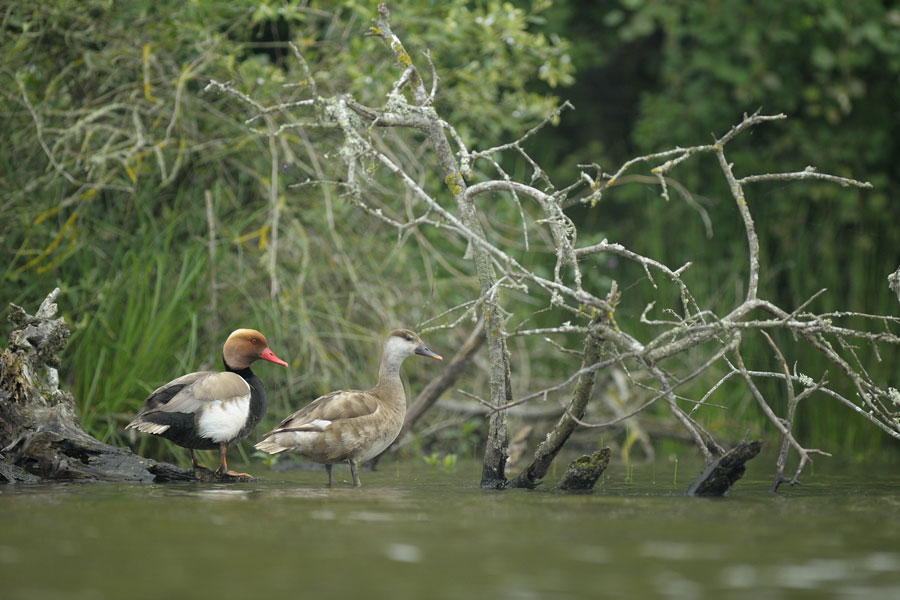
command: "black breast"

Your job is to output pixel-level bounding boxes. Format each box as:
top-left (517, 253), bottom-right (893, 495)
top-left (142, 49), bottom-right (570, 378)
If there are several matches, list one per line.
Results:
top-left (232, 367), bottom-right (267, 443)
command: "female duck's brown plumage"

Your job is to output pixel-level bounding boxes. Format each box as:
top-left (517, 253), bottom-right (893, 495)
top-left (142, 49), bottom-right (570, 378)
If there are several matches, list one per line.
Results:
top-left (255, 329), bottom-right (442, 486)
top-left (126, 328), bottom-right (288, 478)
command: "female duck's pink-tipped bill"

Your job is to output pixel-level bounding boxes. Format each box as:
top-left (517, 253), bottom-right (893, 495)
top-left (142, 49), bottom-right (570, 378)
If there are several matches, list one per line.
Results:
top-left (415, 344), bottom-right (442, 361)
top-left (260, 347), bottom-right (288, 366)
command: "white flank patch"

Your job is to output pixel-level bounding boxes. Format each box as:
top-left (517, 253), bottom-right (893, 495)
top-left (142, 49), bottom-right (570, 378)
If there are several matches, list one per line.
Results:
top-left (197, 395), bottom-right (251, 443)
top-left (306, 419), bottom-right (332, 431)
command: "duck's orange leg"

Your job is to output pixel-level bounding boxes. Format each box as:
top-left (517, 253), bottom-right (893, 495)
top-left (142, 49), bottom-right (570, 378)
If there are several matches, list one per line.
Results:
top-left (215, 444), bottom-right (252, 479)
top-left (189, 449), bottom-right (212, 472)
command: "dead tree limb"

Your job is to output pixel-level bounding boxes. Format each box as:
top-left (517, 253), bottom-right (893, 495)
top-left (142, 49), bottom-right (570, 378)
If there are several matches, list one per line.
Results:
top-left (684, 440), bottom-right (762, 497)
top-left (370, 3), bottom-right (512, 489)
top-left (558, 448), bottom-right (611, 491)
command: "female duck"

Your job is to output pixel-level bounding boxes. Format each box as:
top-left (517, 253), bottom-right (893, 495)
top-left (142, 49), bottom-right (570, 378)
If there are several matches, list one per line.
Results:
top-left (255, 329), bottom-right (441, 486)
top-left (127, 328), bottom-right (288, 478)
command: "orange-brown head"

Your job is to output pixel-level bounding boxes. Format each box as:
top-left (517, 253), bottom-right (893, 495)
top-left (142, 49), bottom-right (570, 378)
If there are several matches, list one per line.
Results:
top-left (222, 328), bottom-right (288, 371)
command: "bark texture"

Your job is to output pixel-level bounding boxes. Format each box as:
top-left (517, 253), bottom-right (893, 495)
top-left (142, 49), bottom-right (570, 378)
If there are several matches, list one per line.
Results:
top-left (0, 289), bottom-right (196, 483)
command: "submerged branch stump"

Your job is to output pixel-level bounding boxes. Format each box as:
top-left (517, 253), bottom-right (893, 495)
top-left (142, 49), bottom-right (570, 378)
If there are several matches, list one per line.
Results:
top-left (0, 289), bottom-right (196, 483)
top-left (558, 447), bottom-right (611, 491)
top-left (684, 440), bottom-right (762, 497)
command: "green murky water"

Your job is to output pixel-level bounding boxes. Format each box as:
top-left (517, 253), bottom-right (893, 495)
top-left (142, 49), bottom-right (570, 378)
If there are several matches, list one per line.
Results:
top-left (1, 457), bottom-right (898, 600)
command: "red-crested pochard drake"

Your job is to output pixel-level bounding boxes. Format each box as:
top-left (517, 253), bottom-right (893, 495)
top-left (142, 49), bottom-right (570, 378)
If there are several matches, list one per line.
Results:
top-left (126, 328), bottom-right (288, 478)
top-left (255, 329), bottom-right (442, 486)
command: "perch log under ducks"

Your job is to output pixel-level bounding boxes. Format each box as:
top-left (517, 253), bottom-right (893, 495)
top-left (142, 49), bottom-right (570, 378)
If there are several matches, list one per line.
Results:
top-left (255, 329), bottom-right (442, 486)
top-left (126, 328), bottom-right (288, 478)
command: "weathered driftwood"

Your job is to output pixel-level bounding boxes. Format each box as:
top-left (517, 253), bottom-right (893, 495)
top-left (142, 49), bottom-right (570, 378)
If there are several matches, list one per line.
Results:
top-left (0, 289), bottom-right (203, 483)
top-left (684, 440), bottom-right (762, 497)
top-left (558, 447), bottom-right (611, 491)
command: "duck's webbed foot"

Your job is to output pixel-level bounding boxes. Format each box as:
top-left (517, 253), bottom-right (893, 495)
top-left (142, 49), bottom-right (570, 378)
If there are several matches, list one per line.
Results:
top-left (213, 444), bottom-right (253, 480)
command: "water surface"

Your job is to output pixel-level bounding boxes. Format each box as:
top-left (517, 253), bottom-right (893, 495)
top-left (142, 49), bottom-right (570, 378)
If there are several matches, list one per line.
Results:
top-left (1, 457), bottom-right (898, 599)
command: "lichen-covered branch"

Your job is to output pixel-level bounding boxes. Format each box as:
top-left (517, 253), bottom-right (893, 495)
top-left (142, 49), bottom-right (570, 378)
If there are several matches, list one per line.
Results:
top-left (732, 350), bottom-right (831, 484)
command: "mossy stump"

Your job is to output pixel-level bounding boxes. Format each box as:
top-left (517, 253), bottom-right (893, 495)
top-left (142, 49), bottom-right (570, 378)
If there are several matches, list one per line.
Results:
top-left (558, 447), bottom-right (611, 491)
top-left (684, 440), bottom-right (762, 497)
top-left (0, 289), bottom-right (201, 484)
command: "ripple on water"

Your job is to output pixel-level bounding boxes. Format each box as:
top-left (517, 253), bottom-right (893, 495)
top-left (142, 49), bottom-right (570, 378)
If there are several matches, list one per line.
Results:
top-left (639, 540), bottom-right (724, 561)
top-left (384, 542), bottom-right (423, 563)
top-left (863, 552), bottom-right (900, 572)
top-left (347, 510), bottom-right (394, 522)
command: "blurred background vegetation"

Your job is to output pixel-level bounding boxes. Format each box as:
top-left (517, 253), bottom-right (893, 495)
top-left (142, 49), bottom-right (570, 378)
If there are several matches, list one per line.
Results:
top-left (2, 0), bottom-right (898, 469)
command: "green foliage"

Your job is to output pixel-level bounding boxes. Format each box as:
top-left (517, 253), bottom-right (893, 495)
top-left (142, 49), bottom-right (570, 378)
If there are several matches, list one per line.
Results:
top-left (66, 216), bottom-right (206, 439)
top-left (335, 1), bottom-right (575, 141)
top-left (423, 451), bottom-right (458, 472)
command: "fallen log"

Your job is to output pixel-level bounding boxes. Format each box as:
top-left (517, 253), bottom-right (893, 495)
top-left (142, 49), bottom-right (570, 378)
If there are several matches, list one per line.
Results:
top-left (0, 289), bottom-right (200, 483)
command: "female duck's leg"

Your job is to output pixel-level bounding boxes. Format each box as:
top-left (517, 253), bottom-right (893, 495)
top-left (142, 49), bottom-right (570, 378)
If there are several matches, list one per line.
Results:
top-left (326, 463), bottom-right (333, 486)
top-left (349, 459), bottom-right (361, 487)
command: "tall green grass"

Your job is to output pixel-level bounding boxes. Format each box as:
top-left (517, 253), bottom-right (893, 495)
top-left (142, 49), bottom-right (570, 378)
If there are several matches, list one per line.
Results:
top-left (66, 240), bottom-right (206, 442)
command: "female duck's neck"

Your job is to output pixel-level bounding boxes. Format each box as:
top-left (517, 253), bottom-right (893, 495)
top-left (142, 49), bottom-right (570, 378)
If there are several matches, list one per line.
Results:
top-left (375, 358), bottom-right (405, 393)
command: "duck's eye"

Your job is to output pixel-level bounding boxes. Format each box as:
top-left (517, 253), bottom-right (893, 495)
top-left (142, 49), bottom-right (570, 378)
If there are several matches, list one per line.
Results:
top-left (251, 338), bottom-right (258, 344)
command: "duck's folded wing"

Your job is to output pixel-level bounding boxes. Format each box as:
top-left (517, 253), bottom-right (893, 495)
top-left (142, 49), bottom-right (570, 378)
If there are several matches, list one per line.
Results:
top-left (135, 372), bottom-right (250, 417)
top-left (135, 372), bottom-right (211, 414)
top-left (162, 372), bottom-right (251, 414)
top-left (266, 390), bottom-right (377, 434)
